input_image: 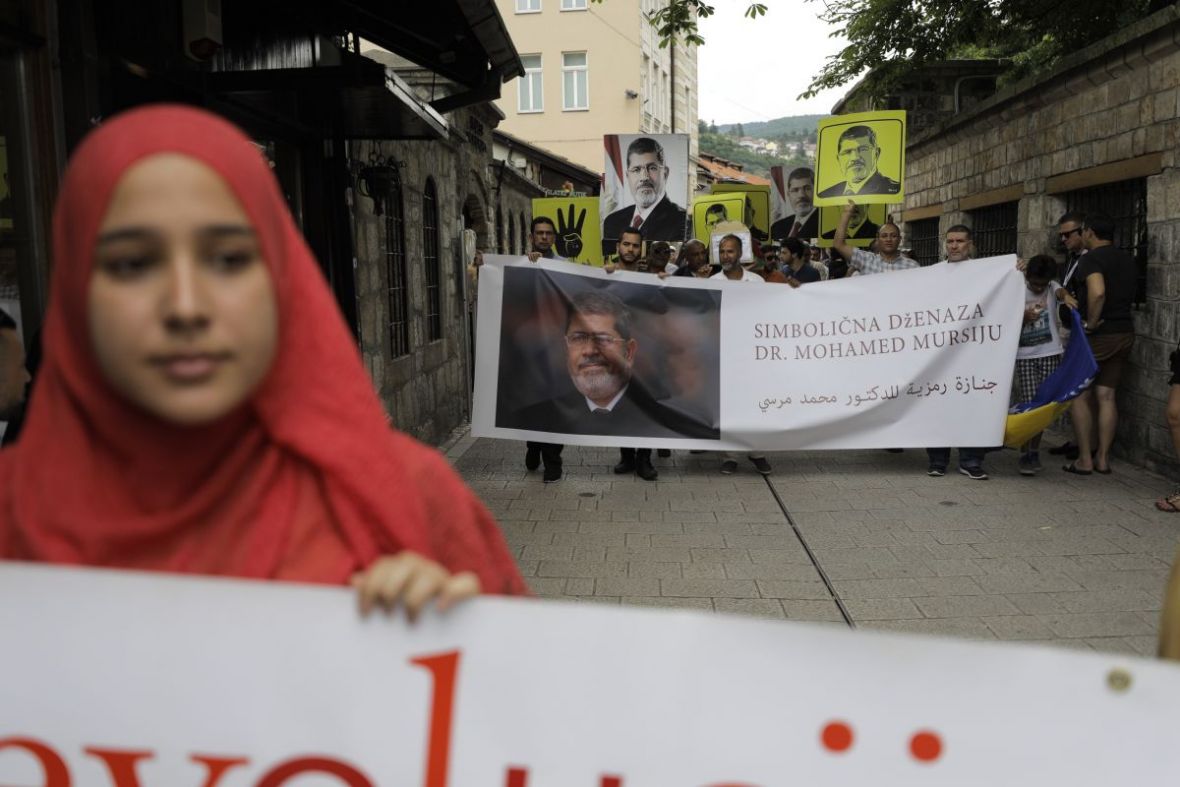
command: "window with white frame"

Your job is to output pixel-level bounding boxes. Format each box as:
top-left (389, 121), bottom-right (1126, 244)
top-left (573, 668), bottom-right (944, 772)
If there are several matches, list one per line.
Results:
top-left (518, 55), bottom-right (543, 113)
top-left (561, 0), bottom-right (587, 8)
top-left (562, 52), bottom-right (588, 111)
top-left (515, 0), bottom-right (540, 12)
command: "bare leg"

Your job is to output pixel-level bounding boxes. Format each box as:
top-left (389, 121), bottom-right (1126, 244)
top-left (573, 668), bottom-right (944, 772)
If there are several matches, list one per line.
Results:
top-left (1155, 385), bottom-right (1180, 510)
top-left (1093, 385), bottom-right (1117, 472)
top-left (1069, 391), bottom-right (1095, 471)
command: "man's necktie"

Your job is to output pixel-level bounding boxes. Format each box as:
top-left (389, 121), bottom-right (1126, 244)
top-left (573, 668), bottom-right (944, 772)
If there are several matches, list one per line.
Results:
top-left (630, 214), bottom-right (643, 229)
top-left (788, 221), bottom-right (801, 238)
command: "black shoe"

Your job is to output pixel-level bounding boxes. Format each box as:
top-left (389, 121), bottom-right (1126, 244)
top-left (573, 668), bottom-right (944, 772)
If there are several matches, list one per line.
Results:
top-left (613, 460), bottom-right (636, 474)
top-left (525, 446), bottom-right (541, 471)
top-left (636, 459), bottom-right (659, 481)
top-left (657, 449), bottom-right (672, 458)
top-left (959, 465), bottom-right (989, 481)
top-left (749, 456), bottom-right (772, 475)
top-left (720, 459), bottom-right (738, 475)
top-left (927, 464), bottom-right (946, 477)
top-left (542, 464), bottom-right (562, 483)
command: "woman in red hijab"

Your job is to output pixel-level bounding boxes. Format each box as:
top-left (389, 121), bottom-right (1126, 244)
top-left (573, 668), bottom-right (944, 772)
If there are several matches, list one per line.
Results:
top-left (0, 104), bottom-right (528, 614)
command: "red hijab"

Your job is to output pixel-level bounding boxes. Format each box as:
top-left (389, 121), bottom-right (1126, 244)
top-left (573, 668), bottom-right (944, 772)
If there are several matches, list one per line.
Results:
top-left (0, 104), bottom-right (527, 595)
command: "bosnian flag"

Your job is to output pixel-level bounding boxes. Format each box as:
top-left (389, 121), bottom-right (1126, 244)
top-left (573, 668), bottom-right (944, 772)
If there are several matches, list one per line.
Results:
top-left (1003, 309), bottom-right (1098, 447)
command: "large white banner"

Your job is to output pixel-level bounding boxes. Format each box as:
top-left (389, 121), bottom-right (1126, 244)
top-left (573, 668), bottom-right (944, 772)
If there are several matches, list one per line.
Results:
top-left (472, 255), bottom-right (1025, 450)
top-left (2, 563), bottom-right (1179, 785)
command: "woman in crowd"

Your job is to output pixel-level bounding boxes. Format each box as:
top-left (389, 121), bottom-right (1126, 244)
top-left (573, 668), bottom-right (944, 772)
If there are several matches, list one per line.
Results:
top-left (0, 105), bottom-right (528, 614)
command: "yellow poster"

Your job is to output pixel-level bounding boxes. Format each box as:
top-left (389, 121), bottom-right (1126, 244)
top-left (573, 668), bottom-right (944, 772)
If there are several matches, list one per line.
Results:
top-left (814, 204), bottom-right (889, 248)
top-left (692, 193), bottom-right (746, 245)
top-left (813, 110), bottom-right (906, 207)
top-left (531, 197), bottom-right (602, 266)
top-left (710, 184), bottom-right (771, 243)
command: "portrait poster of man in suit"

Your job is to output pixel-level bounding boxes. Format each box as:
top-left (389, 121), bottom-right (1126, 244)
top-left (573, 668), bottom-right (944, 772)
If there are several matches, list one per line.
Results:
top-left (693, 193), bottom-right (745, 246)
top-left (531, 196), bottom-right (602, 266)
top-left (712, 183), bottom-right (771, 243)
top-left (815, 203), bottom-right (888, 247)
top-left (770, 165), bottom-right (819, 241)
top-left (601, 134), bottom-right (689, 256)
top-left (495, 266), bottom-right (720, 441)
top-left (813, 110), bottom-right (907, 207)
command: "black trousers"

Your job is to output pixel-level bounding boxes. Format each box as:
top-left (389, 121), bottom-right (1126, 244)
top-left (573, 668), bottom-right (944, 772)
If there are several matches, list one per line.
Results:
top-left (526, 441), bottom-right (563, 466)
top-left (619, 447), bottom-right (651, 461)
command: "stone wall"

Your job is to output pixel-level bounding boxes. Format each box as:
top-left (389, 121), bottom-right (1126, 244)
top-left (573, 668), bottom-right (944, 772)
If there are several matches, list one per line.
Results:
top-left (348, 103), bottom-right (506, 446)
top-left (900, 9), bottom-right (1180, 475)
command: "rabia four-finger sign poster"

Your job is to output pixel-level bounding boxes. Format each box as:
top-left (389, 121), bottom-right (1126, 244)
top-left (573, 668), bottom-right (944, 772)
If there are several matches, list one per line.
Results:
top-left (532, 196), bottom-right (602, 266)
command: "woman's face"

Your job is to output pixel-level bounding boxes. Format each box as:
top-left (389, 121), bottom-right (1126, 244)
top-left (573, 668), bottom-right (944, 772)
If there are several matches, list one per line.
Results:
top-left (89, 153), bottom-right (278, 425)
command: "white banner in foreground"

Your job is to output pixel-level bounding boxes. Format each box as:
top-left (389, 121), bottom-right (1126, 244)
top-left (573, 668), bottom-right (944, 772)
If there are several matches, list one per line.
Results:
top-left (472, 255), bottom-right (1025, 450)
top-left (2, 563), bottom-right (1179, 785)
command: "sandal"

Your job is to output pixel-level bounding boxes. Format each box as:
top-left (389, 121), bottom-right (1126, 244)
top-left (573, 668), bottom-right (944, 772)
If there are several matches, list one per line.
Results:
top-left (1156, 491), bottom-right (1180, 513)
top-left (1062, 462), bottom-right (1092, 476)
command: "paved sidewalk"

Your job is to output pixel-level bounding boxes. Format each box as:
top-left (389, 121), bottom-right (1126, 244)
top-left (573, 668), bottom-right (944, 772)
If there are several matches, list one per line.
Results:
top-left (448, 432), bottom-right (1180, 657)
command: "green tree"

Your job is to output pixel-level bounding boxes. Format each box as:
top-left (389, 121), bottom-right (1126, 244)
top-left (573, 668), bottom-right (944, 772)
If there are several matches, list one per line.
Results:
top-left (802, 0), bottom-right (1173, 98)
top-left (601, 0), bottom-right (1173, 99)
top-left (735, 122), bottom-right (745, 138)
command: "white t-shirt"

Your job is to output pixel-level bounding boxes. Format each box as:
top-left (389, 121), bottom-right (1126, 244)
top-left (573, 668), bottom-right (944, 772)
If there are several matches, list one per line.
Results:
top-left (710, 269), bottom-right (762, 282)
top-left (1018, 280), bottom-right (1064, 359)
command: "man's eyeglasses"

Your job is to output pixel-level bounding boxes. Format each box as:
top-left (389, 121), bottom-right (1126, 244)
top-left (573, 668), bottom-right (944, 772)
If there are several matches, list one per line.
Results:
top-left (1059, 227), bottom-right (1082, 239)
top-left (627, 164), bottom-right (664, 177)
top-left (565, 332), bottom-right (626, 348)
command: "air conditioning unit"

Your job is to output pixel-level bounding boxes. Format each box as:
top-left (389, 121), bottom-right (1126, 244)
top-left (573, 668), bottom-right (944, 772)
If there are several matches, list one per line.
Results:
top-left (182, 0), bottom-right (223, 61)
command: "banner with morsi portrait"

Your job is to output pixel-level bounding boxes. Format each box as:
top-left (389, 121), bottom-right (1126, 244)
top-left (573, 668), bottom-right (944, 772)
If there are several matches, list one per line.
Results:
top-left (472, 254), bottom-right (1025, 451)
top-left (2, 562), bottom-right (1179, 785)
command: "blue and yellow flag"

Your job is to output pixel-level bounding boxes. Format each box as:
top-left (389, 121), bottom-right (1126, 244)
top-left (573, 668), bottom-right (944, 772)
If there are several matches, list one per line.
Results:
top-left (1004, 309), bottom-right (1097, 447)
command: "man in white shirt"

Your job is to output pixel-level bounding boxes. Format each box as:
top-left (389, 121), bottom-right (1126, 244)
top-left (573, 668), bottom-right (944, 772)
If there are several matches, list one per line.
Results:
top-left (709, 234), bottom-right (771, 475)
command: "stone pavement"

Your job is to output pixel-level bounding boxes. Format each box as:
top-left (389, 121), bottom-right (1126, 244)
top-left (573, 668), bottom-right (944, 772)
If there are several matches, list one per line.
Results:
top-left (447, 431), bottom-right (1180, 657)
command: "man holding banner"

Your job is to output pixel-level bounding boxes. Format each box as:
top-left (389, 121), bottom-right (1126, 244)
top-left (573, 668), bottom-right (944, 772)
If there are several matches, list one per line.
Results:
top-left (523, 215), bottom-right (566, 482)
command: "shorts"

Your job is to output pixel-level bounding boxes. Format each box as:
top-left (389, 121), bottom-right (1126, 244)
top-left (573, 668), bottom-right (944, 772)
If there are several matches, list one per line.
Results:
top-left (1088, 332), bottom-right (1134, 388)
top-left (1012, 354), bottom-right (1062, 405)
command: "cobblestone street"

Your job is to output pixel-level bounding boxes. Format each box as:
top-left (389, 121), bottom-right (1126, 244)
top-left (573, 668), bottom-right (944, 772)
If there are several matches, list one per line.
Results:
top-left (449, 431), bottom-right (1180, 657)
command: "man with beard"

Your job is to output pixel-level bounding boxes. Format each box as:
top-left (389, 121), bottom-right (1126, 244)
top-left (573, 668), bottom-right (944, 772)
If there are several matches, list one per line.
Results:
top-left (603, 228), bottom-right (658, 480)
top-left (504, 290), bottom-right (718, 440)
top-left (771, 167), bottom-right (819, 241)
top-left (602, 137), bottom-right (687, 253)
top-left (709, 235), bottom-right (773, 475)
top-left (818, 126), bottom-right (901, 198)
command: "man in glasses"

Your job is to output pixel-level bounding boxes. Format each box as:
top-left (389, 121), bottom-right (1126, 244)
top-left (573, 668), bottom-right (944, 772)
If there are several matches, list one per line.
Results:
top-left (503, 288), bottom-right (718, 441)
top-left (818, 126), bottom-right (901, 198)
top-left (602, 137), bottom-right (687, 254)
top-left (1047, 211), bottom-right (1089, 460)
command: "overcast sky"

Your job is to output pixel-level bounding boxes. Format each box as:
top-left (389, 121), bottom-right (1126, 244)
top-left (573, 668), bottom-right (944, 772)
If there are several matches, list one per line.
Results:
top-left (696, 2), bottom-right (852, 125)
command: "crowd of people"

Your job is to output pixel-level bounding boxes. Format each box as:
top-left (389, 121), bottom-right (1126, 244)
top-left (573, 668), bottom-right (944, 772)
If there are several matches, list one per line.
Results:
top-left (486, 198), bottom-right (1145, 490)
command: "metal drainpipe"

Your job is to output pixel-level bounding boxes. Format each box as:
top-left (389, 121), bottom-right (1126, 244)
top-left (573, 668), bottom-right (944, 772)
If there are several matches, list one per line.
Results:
top-left (669, 38), bottom-right (676, 133)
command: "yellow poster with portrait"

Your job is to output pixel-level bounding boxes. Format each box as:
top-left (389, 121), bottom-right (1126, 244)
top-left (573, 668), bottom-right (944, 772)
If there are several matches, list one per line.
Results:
top-left (531, 197), bottom-right (603, 266)
top-left (692, 193), bottom-right (746, 246)
top-left (814, 204), bottom-right (889, 248)
top-left (813, 110), bottom-right (906, 207)
top-left (710, 184), bottom-right (771, 243)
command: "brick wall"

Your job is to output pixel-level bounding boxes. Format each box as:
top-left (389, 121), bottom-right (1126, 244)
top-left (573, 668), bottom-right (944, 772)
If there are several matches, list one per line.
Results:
top-left (900, 11), bottom-right (1180, 475)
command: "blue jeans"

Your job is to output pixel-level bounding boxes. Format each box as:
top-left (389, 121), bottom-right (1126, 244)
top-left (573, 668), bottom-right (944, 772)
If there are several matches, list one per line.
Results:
top-left (926, 447), bottom-right (984, 469)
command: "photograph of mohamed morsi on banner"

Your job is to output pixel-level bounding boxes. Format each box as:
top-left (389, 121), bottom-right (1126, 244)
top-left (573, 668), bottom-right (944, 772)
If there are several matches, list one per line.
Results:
top-left (600, 133), bottom-right (690, 256)
top-left (489, 263), bottom-right (720, 444)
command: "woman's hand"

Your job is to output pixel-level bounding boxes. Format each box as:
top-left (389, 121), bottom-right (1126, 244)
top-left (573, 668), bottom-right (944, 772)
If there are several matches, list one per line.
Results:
top-left (351, 552), bottom-right (481, 622)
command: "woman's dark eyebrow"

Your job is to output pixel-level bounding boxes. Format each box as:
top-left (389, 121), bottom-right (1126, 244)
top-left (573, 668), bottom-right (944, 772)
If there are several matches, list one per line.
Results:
top-left (96, 227), bottom-right (155, 245)
top-left (96, 225), bottom-right (256, 245)
top-left (200, 225), bottom-right (256, 239)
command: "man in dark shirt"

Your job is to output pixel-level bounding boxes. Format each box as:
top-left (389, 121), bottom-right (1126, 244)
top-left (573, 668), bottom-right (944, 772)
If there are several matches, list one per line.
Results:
top-left (780, 237), bottom-right (820, 284)
top-left (1063, 214), bottom-right (1136, 476)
